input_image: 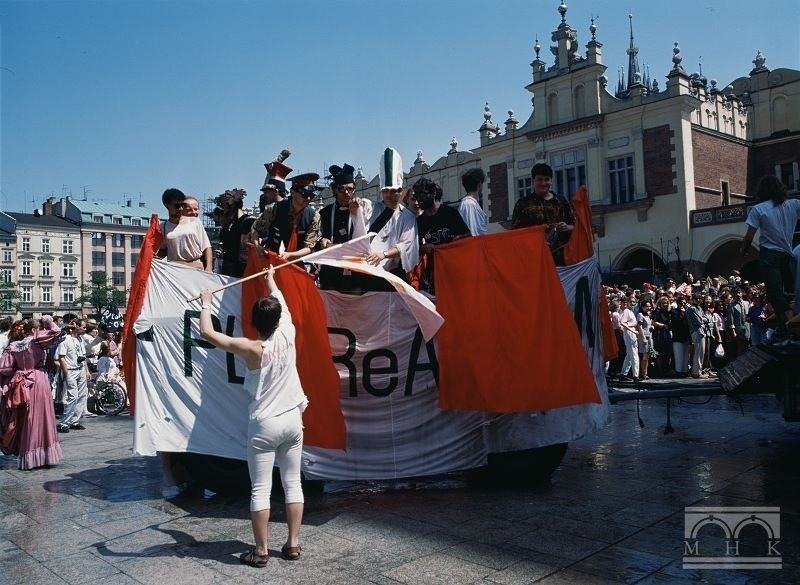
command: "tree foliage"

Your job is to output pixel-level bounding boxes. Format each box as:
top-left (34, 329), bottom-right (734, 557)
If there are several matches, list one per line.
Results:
top-left (76, 271), bottom-right (128, 316)
top-left (0, 280), bottom-right (21, 314)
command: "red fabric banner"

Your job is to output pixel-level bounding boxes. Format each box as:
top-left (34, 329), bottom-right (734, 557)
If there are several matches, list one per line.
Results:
top-left (563, 185), bottom-right (594, 266)
top-left (241, 248), bottom-right (346, 450)
top-left (598, 289), bottom-right (619, 361)
top-left (122, 215), bottom-right (163, 415)
top-left (434, 227), bottom-right (601, 412)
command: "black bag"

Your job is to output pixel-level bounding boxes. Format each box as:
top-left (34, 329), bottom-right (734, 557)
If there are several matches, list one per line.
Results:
top-left (100, 303), bottom-right (124, 333)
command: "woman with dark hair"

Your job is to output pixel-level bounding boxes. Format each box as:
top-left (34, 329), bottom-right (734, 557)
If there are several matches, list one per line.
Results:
top-left (741, 175), bottom-right (800, 339)
top-left (651, 296), bottom-right (673, 376)
top-left (199, 266), bottom-right (307, 568)
top-left (0, 316), bottom-right (63, 469)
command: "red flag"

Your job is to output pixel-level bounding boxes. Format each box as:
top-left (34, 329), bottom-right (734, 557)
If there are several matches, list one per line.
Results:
top-left (434, 227), bottom-right (601, 412)
top-left (563, 185), bottom-right (594, 266)
top-left (241, 247), bottom-right (346, 450)
top-left (598, 288), bottom-right (619, 361)
top-left (122, 215), bottom-right (164, 415)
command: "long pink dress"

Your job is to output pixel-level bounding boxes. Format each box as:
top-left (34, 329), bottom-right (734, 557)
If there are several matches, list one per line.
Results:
top-left (0, 317), bottom-right (63, 470)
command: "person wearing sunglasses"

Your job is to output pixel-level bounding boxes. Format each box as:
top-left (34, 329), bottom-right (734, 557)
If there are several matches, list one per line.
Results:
top-left (261, 173), bottom-right (322, 262)
top-left (318, 163), bottom-right (372, 291)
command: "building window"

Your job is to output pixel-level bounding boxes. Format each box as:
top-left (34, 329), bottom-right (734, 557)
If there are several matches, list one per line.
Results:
top-left (112, 271), bottom-right (125, 286)
top-left (41, 262), bottom-right (52, 277)
top-left (130, 235), bottom-right (143, 248)
top-left (3, 249), bottom-right (11, 263)
top-left (130, 253), bottom-right (139, 268)
top-left (552, 148), bottom-right (587, 198)
top-left (1, 268), bottom-right (11, 283)
top-left (92, 232), bottom-right (105, 245)
top-left (608, 155), bottom-right (636, 204)
top-left (111, 233), bottom-right (125, 247)
top-left (112, 216), bottom-right (123, 225)
top-left (62, 287), bottom-right (75, 303)
top-left (41, 238), bottom-right (50, 253)
top-left (41, 287), bottom-right (52, 303)
top-left (721, 181), bottom-right (731, 206)
top-left (62, 262), bottom-right (75, 278)
top-left (21, 261), bottom-right (32, 276)
top-left (22, 237), bottom-right (30, 252)
top-left (776, 161), bottom-right (798, 193)
top-left (112, 252), bottom-right (125, 267)
top-left (92, 251), bottom-right (106, 266)
top-left (516, 177), bottom-right (532, 200)
top-left (93, 214), bottom-right (104, 223)
top-left (132, 218), bottom-right (142, 227)
top-left (63, 239), bottom-right (73, 254)
top-left (21, 286), bottom-right (32, 303)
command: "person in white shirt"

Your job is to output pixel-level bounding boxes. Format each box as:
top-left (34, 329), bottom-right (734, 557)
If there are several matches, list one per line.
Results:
top-left (458, 168), bottom-right (488, 236)
top-left (56, 321), bottom-right (89, 432)
top-left (158, 188), bottom-right (213, 271)
top-left (741, 175), bottom-right (800, 337)
top-left (200, 266), bottom-right (307, 567)
top-left (362, 147), bottom-right (419, 289)
top-left (618, 298), bottom-right (641, 381)
top-left (0, 316), bottom-right (12, 354)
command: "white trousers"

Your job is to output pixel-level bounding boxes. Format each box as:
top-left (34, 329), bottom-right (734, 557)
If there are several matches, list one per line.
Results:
top-left (621, 330), bottom-right (639, 378)
top-left (672, 342), bottom-right (689, 375)
top-left (61, 369), bottom-right (88, 426)
top-left (247, 406), bottom-right (304, 512)
top-left (691, 331), bottom-right (706, 376)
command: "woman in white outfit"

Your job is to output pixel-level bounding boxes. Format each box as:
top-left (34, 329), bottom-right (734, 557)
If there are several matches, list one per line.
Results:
top-left (199, 266), bottom-right (307, 568)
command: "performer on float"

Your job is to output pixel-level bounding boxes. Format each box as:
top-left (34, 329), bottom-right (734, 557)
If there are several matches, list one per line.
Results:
top-left (262, 173), bottom-right (322, 261)
top-left (361, 147), bottom-right (419, 290)
top-left (252, 149), bottom-right (292, 243)
top-left (318, 163), bottom-right (372, 292)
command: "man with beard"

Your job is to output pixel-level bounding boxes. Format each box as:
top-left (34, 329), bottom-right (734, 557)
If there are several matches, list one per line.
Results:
top-left (510, 163), bottom-right (574, 265)
top-left (318, 163), bottom-right (372, 292)
top-left (458, 168), bottom-right (488, 236)
top-left (414, 177), bottom-right (471, 294)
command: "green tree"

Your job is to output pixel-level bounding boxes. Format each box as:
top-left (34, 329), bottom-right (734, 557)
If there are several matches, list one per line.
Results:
top-left (76, 271), bottom-right (128, 316)
top-left (0, 280), bottom-right (21, 314)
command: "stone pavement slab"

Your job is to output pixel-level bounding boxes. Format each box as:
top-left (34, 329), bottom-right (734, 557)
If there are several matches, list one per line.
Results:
top-left (1, 392), bottom-right (798, 584)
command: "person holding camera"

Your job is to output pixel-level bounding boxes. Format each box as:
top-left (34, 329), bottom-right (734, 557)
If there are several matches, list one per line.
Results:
top-left (56, 320), bottom-right (90, 433)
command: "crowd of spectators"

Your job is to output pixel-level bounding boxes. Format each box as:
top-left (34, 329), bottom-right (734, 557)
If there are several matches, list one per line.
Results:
top-left (605, 271), bottom-right (776, 381)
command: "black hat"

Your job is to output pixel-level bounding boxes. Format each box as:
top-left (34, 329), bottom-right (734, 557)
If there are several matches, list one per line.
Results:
top-left (329, 163), bottom-right (355, 186)
top-left (289, 172), bottom-right (322, 197)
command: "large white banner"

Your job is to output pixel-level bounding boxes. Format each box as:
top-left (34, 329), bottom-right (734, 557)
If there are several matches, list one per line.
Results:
top-left (133, 258), bottom-right (608, 480)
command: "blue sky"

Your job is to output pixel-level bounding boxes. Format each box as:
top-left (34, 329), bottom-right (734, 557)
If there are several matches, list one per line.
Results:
top-left (2, 0), bottom-right (798, 213)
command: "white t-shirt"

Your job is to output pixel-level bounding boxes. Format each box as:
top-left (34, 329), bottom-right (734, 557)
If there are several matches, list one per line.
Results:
top-left (458, 195), bottom-right (488, 236)
top-left (162, 217), bottom-right (211, 263)
top-left (58, 335), bottom-right (84, 370)
top-left (242, 289), bottom-right (308, 422)
top-left (745, 198), bottom-right (800, 253)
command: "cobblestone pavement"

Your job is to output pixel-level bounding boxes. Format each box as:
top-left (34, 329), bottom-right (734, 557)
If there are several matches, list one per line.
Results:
top-left (2, 389), bottom-right (799, 585)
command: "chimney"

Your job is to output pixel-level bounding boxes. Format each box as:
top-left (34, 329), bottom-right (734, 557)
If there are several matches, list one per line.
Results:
top-left (139, 202), bottom-right (146, 208)
top-left (43, 199), bottom-right (54, 216)
top-left (127, 200), bottom-right (132, 207)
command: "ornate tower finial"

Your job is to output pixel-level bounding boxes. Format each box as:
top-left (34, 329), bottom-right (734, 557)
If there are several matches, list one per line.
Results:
top-left (448, 137), bottom-right (458, 154)
top-left (589, 17), bottom-right (597, 41)
top-left (483, 102), bottom-right (493, 123)
top-left (626, 13), bottom-right (641, 90)
top-left (534, 37), bottom-right (541, 59)
top-left (415, 150), bottom-right (426, 165)
top-left (751, 50), bottom-right (767, 73)
top-left (355, 166), bottom-right (365, 180)
top-left (671, 41), bottom-right (686, 74)
top-left (558, 2), bottom-right (568, 24)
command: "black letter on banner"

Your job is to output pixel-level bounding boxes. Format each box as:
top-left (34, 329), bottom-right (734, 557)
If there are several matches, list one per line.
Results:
top-left (363, 349), bottom-right (398, 397)
top-left (573, 275), bottom-right (595, 348)
top-left (405, 327), bottom-right (438, 395)
top-left (225, 315), bottom-right (244, 384)
top-left (184, 310), bottom-right (216, 376)
top-left (329, 327), bottom-right (357, 397)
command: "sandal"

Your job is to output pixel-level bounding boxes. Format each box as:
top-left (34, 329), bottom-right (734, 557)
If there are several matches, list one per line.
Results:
top-left (281, 543), bottom-right (302, 561)
top-left (240, 548), bottom-right (269, 568)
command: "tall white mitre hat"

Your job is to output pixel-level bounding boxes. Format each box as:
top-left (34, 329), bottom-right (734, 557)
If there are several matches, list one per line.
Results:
top-left (379, 147), bottom-right (404, 190)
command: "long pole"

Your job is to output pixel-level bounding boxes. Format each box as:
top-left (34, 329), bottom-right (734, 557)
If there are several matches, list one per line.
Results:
top-left (185, 233), bottom-right (373, 302)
